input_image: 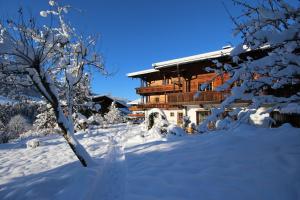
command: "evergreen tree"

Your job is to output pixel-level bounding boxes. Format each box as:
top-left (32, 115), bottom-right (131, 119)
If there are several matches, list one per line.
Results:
top-left (104, 101), bottom-right (124, 124)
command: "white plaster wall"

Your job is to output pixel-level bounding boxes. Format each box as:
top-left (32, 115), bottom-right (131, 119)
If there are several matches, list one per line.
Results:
top-left (132, 110), bottom-right (145, 114)
top-left (145, 107), bottom-right (214, 125)
top-left (163, 109), bottom-right (184, 124)
top-left (186, 106), bottom-right (208, 125)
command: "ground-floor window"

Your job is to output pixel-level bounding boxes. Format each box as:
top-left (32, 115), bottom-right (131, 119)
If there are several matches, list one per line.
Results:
top-left (196, 111), bottom-right (211, 125)
top-left (177, 112), bottom-right (183, 125)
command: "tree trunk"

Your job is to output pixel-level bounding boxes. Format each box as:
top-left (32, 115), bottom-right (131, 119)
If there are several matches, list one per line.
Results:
top-left (57, 121), bottom-right (94, 167)
top-left (28, 65), bottom-right (93, 167)
top-left (51, 104), bottom-right (93, 167)
top-left (62, 131), bottom-right (88, 167)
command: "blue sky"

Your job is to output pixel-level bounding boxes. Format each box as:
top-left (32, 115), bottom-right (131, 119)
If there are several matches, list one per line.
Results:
top-left (0, 0), bottom-right (244, 100)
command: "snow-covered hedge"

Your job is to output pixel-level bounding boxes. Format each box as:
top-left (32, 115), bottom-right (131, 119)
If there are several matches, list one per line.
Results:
top-left (26, 139), bottom-right (42, 148)
top-left (167, 124), bottom-right (186, 136)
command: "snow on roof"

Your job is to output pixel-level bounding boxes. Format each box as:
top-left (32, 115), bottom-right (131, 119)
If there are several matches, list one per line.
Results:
top-left (127, 68), bottom-right (159, 77)
top-left (126, 46), bottom-right (267, 76)
top-left (127, 99), bottom-right (141, 105)
top-left (92, 94), bottom-right (128, 107)
top-left (152, 47), bottom-right (233, 69)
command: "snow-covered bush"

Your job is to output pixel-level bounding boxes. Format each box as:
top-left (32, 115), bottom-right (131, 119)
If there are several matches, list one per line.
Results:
top-left (198, 0), bottom-right (300, 132)
top-left (249, 108), bottom-right (274, 128)
top-left (87, 115), bottom-right (98, 125)
top-left (6, 115), bottom-right (30, 140)
top-left (74, 113), bottom-right (88, 131)
top-left (151, 117), bottom-right (169, 136)
top-left (167, 124), bottom-right (186, 136)
top-left (32, 104), bottom-right (58, 134)
top-left (26, 139), bottom-right (42, 148)
top-left (104, 101), bottom-right (125, 124)
top-left (215, 117), bottom-right (234, 130)
top-left (87, 114), bottom-right (107, 128)
top-left (182, 116), bottom-right (191, 129)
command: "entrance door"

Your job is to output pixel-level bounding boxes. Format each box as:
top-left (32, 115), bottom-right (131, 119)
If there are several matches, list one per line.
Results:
top-left (196, 111), bottom-right (211, 125)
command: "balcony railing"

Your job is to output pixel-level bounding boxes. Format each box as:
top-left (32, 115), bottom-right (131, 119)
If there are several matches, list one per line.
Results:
top-left (167, 91), bottom-right (229, 105)
top-left (135, 103), bottom-right (182, 110)
top-left (132, 91), bottom-right (230, 110)
top-left (136, 84), bottom-right (181, 94)
top-left (128, 113), bottom-right (145, 118)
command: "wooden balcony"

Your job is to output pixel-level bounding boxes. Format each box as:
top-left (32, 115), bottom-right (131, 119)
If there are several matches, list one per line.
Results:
top-left (136, 84), bottom-right (181, 95)
top-left (135, 103), bottom-right (182, 110)
top-left (132, 91), bottom-right (230, 110)
top-left (128, 113), bottom-right (145, 118)
top-left (167, 91), bottom-right (229, 105)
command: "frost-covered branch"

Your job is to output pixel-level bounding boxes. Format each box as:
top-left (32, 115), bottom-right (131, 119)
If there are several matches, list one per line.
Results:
top-left (199, 0), bottom-right (300, 132)
top-left (0, 0), bottom-right (105, 167)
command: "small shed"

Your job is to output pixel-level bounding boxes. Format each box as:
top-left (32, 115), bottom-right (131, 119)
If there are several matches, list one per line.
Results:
top-left (92, 95), bottom-right (129, 115)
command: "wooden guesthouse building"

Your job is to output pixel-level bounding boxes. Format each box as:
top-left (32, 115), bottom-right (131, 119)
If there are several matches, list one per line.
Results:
top-left (127, 47), bottom-right (235, 126)
top-left (127, 45), bottom-right (300, 128)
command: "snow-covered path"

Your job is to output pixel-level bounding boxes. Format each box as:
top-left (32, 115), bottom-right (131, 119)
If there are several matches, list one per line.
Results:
top-left (87, 127), bottom-right (127, 200)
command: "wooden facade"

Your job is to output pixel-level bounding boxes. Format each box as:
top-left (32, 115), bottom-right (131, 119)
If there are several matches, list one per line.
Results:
top-left (127, 47), bottom-right (278, 110)
top-left (132, 59), bottom-right (231, 109)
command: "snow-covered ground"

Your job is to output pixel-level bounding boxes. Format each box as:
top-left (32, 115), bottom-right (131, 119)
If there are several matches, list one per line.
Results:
top-left (0, 123), bottom-right (299, 200)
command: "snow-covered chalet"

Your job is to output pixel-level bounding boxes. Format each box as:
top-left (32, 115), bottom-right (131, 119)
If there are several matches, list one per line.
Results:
top-left (127, 46), bottom-right (270, 126)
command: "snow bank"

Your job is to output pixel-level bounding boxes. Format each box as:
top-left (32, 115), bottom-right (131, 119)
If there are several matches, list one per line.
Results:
top-left (249, 107), bottom-right (273, 127)
top-left (125, 124), bottom-right (300, 200)
top-left (0, 124), bottom-right (300, 200)
top-left (215, 117), bottom-right (233, 130)
top-left (167, 124), bottom-right (186, 136)
top-left (26, 139), bottom-right (42, 148)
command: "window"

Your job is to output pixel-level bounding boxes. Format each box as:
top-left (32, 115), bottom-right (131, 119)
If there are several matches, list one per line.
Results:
top-left (170, 112), bottom-right (174, 117)
top-left (198, 82), bottom-right (213, 91)
top-left (155, 97), bottom-right (159, 103)
top-left (177, 112), bottom-right (184, 124)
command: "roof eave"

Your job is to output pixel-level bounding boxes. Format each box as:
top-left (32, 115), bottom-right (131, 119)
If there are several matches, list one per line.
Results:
top-left (152, 48), bottom-right (233, 69)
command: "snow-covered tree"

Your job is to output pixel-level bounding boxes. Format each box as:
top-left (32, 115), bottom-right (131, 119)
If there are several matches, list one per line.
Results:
top-left (33, 103), bottom-right (57, 133)
top-left (0, 1), bottom-right (105, 166)
top-left (104, 101), bottom-right (124, 124)
top-left (0, 120), bottom-right (8, 143)
top-left (73, 112), bottom-right (88, 131)
top-left (65, 72), bottom-right (99, 115)
top-left (198, 0), bottom-right (300, 132)
top-left (0, 102), bottom-right (38, 125)
top-left (7, 114), bottom-right (30, 138)
top-left (94, 114), bottom-right (108, 128)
